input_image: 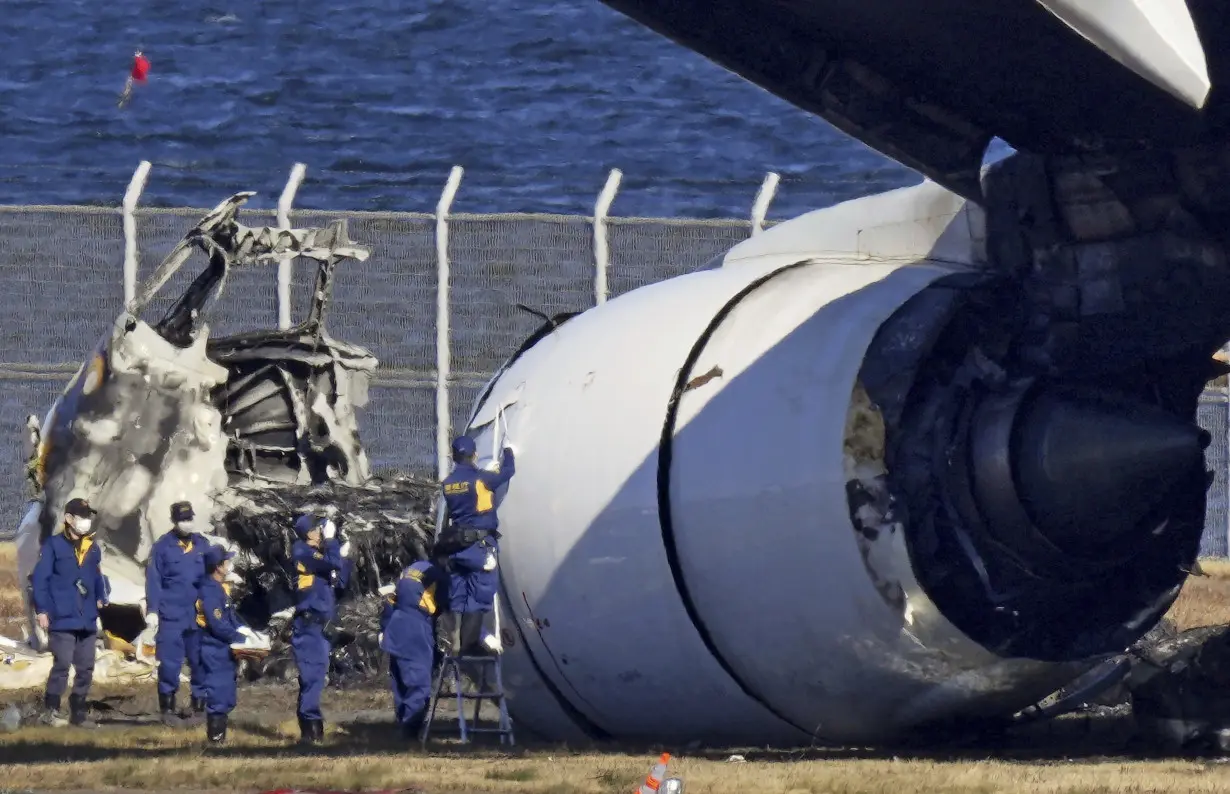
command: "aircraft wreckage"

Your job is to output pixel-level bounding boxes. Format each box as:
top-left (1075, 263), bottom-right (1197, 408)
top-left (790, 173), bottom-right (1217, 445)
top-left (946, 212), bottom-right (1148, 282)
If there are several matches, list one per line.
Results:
top-left (15, 0), bottom-right (1230, 754)
top-left (13, 196), bottom-right (1230, 752)
top-left (15, 193), bottom-right (436, 683)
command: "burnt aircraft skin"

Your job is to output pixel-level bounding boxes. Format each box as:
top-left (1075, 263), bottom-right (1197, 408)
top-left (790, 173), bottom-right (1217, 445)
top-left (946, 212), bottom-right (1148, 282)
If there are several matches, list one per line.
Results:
top-left (17, 195), bottom-right (424, 661)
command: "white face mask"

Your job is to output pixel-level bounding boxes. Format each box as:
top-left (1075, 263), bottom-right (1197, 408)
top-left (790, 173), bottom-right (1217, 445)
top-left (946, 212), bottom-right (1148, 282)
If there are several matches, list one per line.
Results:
top-left (73, 518), bottom-right (94, 536)
top-left (174, 521), bottom-right (194, 536)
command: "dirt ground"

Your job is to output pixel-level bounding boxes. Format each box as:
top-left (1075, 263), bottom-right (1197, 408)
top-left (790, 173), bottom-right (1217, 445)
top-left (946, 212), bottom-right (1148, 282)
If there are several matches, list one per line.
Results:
top-left (4, 546), bottom-right (1230, 792)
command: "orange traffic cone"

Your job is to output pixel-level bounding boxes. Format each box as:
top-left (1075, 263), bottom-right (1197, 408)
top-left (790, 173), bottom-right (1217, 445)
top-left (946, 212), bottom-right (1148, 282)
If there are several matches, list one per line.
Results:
top-left (635, 753), bottom-right (671, 794)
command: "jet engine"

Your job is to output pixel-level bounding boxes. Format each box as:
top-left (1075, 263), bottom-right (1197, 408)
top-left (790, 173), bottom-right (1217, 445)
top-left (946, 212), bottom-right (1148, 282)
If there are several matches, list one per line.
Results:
top-left (462, 172), bottom-right (1222, 745)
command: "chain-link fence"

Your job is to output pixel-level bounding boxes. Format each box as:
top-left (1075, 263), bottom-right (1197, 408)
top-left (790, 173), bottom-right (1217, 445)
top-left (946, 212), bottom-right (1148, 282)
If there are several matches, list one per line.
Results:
top-left (1, 202), bottom-right (1229, 557)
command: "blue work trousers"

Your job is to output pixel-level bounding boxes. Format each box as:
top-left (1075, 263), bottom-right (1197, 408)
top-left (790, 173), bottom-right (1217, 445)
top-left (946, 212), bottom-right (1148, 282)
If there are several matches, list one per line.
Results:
top-left (390, 655), bottom-right (432, 729)
top-left (45, 629), bottom-right (96, 700)
top-left (199, 642), bottom-right (237, 716)
top-left (292, 620), bottom-right (330, 720)
top-left (156, 620), bottom-right (205, 699)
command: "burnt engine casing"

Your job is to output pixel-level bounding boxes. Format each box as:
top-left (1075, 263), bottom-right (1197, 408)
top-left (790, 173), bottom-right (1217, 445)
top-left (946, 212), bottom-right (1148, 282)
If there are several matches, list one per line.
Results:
top-left (461, 151), bottom-right (1226, 745)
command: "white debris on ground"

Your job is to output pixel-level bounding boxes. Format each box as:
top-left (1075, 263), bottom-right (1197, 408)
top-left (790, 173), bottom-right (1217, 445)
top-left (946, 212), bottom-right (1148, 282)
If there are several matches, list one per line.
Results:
top-left (0, 636), bottom-right (156, 692)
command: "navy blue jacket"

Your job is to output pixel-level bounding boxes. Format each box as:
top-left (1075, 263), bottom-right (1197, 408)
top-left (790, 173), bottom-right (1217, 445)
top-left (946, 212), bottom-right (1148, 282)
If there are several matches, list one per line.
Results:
top-left (196, 579), bottom-right (245, 649)
top-left (380, 560), bottom-right (444, 658)
top-left (292, 538), bottom-right (350, 619)
top-left (145, 531), bottom-right (210, 624)
top-left (32, 533), bottom-right (110, 632)
top-left (442, 448), bottom-right (516, 532)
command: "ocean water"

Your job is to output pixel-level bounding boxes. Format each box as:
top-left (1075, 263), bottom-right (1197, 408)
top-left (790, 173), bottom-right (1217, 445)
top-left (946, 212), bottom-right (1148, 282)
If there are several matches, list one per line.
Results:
top-left (0, 0), bottom-right (927, 218)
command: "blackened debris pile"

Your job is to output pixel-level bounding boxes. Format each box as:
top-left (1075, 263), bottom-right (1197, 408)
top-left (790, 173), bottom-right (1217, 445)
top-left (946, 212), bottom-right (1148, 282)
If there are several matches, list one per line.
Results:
top-left (214, 472), bottom-right (438, 682)
top-left (1127, 623), bottom-right (1230, 752)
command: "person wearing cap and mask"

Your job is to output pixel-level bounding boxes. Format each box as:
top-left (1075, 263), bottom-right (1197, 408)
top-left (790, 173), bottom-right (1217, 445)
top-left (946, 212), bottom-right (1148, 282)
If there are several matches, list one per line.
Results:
top-left (290, 512), bottom-right (351, 745)
top-left (379, 558), bottom-right (444, 738)
top-left (143, 501), bottom-right (212, 727)
top-left (31, 497), bottom-right (110, 728)
top-left (196, 544), bottom-right (264, 744)
top-left (436, 435), bottom-right (515, 657)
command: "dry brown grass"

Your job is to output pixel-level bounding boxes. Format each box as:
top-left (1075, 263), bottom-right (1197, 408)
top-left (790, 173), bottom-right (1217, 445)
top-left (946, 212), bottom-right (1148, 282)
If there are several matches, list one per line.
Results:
top-left (1165, 559), bottom-right (1230, 631)
top-left (2, 542), bottom-right (1230, 791)
top-left (4, 725), bottom-right (1230, 794)
top-left (0, 543), bottom-right (22, 621)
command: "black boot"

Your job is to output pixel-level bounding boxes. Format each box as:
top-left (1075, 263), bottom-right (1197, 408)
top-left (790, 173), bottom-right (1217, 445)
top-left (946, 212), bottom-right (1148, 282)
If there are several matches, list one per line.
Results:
top-left (159, 693), bottom-right (184, 727)
top-left (206, 713), bottom-right (227, 744)
top-left (459, 612), bottom-right (489, 656)
top-left (436, 612), bottom-right (460, 658)
top-left (39, 694), bottom-right (67, 727)
top-left (180, 696), bottom-right (205, 727)
top-left (298, 716), bottom-right (324, 746)
top-left (402, 711), bottom-right (425, 740)
top-left (68, 694), bottom-right (96, 729)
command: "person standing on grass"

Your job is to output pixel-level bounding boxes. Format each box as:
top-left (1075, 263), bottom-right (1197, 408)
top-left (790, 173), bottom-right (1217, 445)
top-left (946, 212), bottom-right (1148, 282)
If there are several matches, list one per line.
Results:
top-left (143, 501), bottom-right (212, 728)
top-left (197, 545), bottom-right (265, 745)
top-left (31, 497), bottom-right (109, 729)
top-left (289, 512), bottom-right (351, 745)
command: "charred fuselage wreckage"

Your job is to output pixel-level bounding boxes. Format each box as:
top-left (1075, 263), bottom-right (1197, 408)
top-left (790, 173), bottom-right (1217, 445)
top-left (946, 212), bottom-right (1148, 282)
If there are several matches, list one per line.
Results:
top-left (15, 194), bottom-right (434, 679)
top-left (15, 0), bottom-right (1230, 753)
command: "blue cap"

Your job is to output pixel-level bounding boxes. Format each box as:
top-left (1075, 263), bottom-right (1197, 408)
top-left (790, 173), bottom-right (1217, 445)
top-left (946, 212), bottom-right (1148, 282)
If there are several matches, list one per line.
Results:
top-left (203, 545), bottom-right (235, 569)
top-left (293, 514), bottom-right (320, 538)
top-left (451, 435), bottom-right (476, 458)
top-left (170, 502), bottom-right (194, 522)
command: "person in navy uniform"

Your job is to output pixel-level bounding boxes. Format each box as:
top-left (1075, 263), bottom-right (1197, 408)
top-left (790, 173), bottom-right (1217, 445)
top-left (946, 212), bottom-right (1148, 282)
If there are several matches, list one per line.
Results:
top-left (379, 559), bottom-right (445, 737)
top-left (290, 512), bottom-right (351, 745)
top-left (143, 501), bottom-right (211, 727)
top-left (31, 497), bottom-right (110, 728)
top-left (435, 435), bottom-right (515, 657)
top-left (196, 545), bottom-right (259, 744)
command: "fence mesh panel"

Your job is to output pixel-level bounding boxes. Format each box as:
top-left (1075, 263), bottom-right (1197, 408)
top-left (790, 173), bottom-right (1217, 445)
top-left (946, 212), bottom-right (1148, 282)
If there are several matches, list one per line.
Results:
top-left (448, 214), bottom-right (595, 376)
top-left (0, 208), bottom-right (125, 364)
top-left (1200, 396), bottom-right (1229, 558)
top-left (607, 217), bottom-right (752, 297)
top-left (0, 204), bottom-right (1228, 556)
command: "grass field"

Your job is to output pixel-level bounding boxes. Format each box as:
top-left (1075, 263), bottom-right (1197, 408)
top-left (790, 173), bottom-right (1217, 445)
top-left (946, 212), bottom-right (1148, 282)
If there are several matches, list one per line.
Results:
top-left (2, 546), bottom-right (1230, 792)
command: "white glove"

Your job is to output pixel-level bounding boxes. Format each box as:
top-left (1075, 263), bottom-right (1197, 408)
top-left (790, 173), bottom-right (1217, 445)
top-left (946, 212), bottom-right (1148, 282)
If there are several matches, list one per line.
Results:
top-left (231, 629), bottom-right (270, 651)
top-left (145, 612), bottom-right (159, 631)
top-left (481, 632), bottom-right (502, 654)
top-left (377, 632), bottom-right (384, 645)
top-left (339, 540), bottom-right (351, 559)
top-left (378, 584), bottom-right (395, 597)
top-left (483, 552), bottom-right (498, 572)
top-left (322, 519), bottom-right (337, 540)
top-left (96, 617), bottom-right (104, 634)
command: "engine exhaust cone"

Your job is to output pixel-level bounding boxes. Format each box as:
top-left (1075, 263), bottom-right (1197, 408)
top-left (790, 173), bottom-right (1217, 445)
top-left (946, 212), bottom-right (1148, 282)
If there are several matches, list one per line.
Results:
top-left (1013, 389), bottom-right (1207, 551)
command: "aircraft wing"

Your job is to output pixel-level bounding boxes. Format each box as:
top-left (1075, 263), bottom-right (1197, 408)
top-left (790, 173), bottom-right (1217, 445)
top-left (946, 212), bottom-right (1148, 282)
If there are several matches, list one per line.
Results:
top-left (596, 0), bottom-right (1230, 200)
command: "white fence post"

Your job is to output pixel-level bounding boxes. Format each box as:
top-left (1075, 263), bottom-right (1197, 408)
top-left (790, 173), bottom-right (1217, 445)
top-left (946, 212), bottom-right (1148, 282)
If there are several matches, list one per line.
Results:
top-left (436, 166), bottom-right (465, 481)
top-left (593, 168), bottom-right (623, 305)
top-left (276, 163), bottom-right (308, 330)
top-left (750, 172), bottom-right (781, 236)
top-left (122, 161), bottom-right (152, 305)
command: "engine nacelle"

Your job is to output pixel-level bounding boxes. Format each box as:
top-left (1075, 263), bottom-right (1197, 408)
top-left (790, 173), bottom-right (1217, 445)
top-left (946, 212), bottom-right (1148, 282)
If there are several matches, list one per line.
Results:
top-left (462, 181), bottom-right (1207, 744)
